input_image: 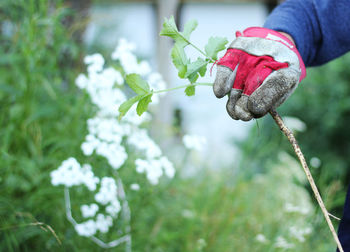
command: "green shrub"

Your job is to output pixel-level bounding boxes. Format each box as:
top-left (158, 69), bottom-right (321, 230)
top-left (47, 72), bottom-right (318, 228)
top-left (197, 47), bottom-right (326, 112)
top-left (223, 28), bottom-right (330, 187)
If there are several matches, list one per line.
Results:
top-left (0, 0), bottom-right (91, 250)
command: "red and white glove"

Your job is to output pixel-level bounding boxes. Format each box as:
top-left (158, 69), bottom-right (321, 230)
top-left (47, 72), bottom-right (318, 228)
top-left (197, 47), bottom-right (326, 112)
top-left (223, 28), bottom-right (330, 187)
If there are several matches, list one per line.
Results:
top-left (213, 27), bottom-right (306, 121)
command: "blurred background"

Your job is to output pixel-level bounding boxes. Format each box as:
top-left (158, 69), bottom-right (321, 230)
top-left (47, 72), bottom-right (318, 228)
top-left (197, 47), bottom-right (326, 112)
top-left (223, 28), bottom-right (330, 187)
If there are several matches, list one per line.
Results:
top-left (1, 0), bottom-right (350, 251)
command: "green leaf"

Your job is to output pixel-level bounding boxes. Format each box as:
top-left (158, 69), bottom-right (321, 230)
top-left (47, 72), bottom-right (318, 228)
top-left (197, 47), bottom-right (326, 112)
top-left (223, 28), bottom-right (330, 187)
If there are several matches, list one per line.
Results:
top-left (159, 16), bottom-right (178, 38)
top-left (205, 36), bottom-right (229, 60)
top-left (159, 16), bottom-right (184, 43)
top-left (185, 58), bottom-right (208, 83)
top-left (118, 95), bottom-right (144, 120)
top-left (171, 43), bottom-right (189, 78)
top-left (183, 19), bottom-right (198, 40)
top-left (125, 74), bottom-right (150, 95)
top-left (160, 16), bottom-right (197, 47)
top-left (185, 85), bottom-right (195, 96)
top-left (136, 93), bottom-right (153, 116)
top-left (161, 17), bottom-right (202, 81)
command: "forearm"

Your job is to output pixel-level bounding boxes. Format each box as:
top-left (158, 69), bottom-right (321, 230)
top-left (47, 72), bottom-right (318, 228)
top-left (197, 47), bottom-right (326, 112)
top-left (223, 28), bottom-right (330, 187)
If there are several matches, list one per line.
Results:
top-left (264, 0), bottom-right (350, 66)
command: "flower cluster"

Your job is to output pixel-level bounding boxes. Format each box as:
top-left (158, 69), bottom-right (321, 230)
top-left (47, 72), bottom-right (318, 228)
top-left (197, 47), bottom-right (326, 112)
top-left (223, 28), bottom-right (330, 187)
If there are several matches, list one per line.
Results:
top-left (135, 157), bottom-right (175, 185)
top-left (81, 204), bottom-right (99, 218)
top-left (95, 177), bottom-right (121, 219)
top-left (51, 157), bottom-right (99, 191)
top-left (50, 39), bottom-right (175, 244)
top-left (77, 39), bottom-right (173, 184)
top-left (274, 236), bottom-right (295, 249)
top-left (75, 214), bottom-right (113, 237)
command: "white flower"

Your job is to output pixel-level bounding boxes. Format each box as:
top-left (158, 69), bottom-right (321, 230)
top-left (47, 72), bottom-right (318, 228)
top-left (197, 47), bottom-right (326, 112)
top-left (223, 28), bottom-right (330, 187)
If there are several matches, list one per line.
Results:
top-left (106, 199), bottom-right (121, 217)
top-left (182, 209), bottom-right (195, 219)
top-left (284, 202), bottom-right (310, 215)
top-left (51, 157), bottom-right (80, 187)
top-left (135, 157), bottom-right (175, 185)
top-left (274, 236), bottom-right (294, 249)
top-left (310, 157), bottom-right (321, 168)
top-left (128, 129), bottom-right (162, 159)
top-left (88, 118), bottom-right (126, 142)
top-left (94, 177), bottom-right (118, 205)
top-left (289, 226), bottom-right (312, 242)
top-left (159, 157), bottom-right (175, 178)
top-left (135, 159), bottom-right (148, 174)
top-left (197, 238), bottom-right (207, 249)
top-left (137, 61), bottom-right (152, 76)
top-left (111, 39), bottom-right (151, 76)
top-left (111, 38), bottom-right (136, 60)
top-left (101, 67), bottom-right (124, 86)
top-left (84, 53), bottom-right (104, 74)
top-left (82, 116), bottom-right (129, 169)
top-left (145, 160), bottom-right (163, 185)
top-left (283, 116), bottom-right (307, 132)
top-left (81, 164), bottom-right (100, 191)
top-left (135, 159), bottom-right (162, 185)
top-left (183, 134), bottom-right (207, 151)
top-left (147, 72), bottom-right (166, 91)
top-left (95, 214), bottom-right (113, 233)
top-left (81, 203), bottom-right (99, 218)
top-left (130, 183), bottom-right (140, 191)
top-left (96, 142), bottom-right (128, 169)
top-left (81, 142), bottom-right (96, 156)
top-left (50, 158), bottom-right (99, 191)
top-left (255, 234), bottom-right (268, 244)
top-left (75, 220), bottom-right (97, 237)
top-left (75, 74), bottom-right (89, 89)
top-left (123, 105), bottom-right (151, 125)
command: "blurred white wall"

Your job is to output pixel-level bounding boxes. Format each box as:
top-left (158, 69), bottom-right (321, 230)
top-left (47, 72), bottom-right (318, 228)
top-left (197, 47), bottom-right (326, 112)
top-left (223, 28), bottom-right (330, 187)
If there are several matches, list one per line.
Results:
top-left (84, 2), bottom-right (268, 168)
top-left (84, 3), bottom-right (157, 60)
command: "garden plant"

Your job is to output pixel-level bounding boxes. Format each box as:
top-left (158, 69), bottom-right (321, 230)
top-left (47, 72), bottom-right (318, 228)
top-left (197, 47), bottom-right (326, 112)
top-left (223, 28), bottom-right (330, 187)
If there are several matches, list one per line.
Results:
top-left (119, 16), bottom-right (344, 251)
top-left (2, 1), bottom-right (349, 251)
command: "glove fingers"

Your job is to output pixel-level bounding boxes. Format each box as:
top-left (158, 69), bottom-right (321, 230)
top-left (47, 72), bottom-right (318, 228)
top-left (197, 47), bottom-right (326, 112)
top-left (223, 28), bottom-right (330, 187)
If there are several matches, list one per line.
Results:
top-left (234, 95), bottom-right (253, 121)
top-left (248, 68), bottom-right (299, 117)
top-left (213, 65), bottom-right (238, 98)
top-left (226, 89), bottom-right (242, 120)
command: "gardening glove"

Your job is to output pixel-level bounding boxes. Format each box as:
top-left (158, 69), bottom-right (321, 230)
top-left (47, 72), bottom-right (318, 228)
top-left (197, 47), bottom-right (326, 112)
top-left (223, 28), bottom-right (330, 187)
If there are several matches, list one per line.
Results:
top-left (213, 27), bottom-right (306, 121)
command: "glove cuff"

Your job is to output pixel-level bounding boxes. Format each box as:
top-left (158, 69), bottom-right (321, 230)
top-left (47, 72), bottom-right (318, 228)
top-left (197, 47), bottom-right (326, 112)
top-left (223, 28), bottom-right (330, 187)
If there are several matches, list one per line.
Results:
top-left (238, 27), bottom-right (306, 81)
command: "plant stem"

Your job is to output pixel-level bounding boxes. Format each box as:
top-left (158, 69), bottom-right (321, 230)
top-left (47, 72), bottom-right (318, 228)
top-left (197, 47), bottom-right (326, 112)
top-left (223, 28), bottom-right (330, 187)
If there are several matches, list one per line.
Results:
top-left (188, 41), bottom-right (215, 63)
top-left (153, 82), bottom-right (213, 94)
top-left (178, 33), bottom-right (215, 63)
top-left (269, 109), bottom-right (344, 252)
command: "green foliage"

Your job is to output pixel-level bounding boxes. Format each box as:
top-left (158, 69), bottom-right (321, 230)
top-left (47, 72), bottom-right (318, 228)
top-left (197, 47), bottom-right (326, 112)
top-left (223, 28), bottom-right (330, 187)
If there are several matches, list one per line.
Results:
top-left (205, 36), bottom-right (229, 60)
top-left (118, 95), bottom-right (144, 120)
top-left (136, 94), bottom-right (153, 116)
top-left (121, 18), bottom-right (226, 119)
top-left (185, 58), bottom-right (207, 83)
top-left (128, 156), bottom-right (334, 252)
top-left (185, 85), bottom-right (196, 96)
top-left (160, 16), bottom-right (196, 80)
top-left (159, 16), bottom-right (197, 47)
top-left (0, 5), bottom-right (338, 251)
top-left (160, 16), bottom-right (226, 85)
top-left (118, 73), bottom-right (154, 119)
top-left (171, 42), bottom-right (189, 78)
top-left (0, 0), bottom-right (90, 250)
top-left (125, 73), bottom-right (151, 95)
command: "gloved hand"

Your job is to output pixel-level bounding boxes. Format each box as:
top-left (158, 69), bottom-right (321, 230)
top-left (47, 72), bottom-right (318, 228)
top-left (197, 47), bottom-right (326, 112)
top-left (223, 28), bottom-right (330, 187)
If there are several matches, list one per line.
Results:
top-left (213, 27), bottom-right (306, 121)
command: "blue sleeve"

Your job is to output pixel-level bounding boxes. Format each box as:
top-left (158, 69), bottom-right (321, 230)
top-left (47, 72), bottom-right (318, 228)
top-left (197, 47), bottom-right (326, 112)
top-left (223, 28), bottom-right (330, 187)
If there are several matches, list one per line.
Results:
top-left (264, 0), bottom-right (350, 66)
